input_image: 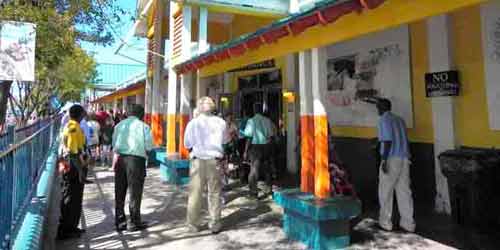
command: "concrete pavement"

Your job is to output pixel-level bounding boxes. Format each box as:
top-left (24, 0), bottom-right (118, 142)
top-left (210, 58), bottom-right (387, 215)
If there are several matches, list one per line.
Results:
top-left (46, 165), bottom-right (463, 250)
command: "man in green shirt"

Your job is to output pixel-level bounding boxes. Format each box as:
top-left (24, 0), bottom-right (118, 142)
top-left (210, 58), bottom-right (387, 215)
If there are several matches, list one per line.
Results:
top-left (242, 103), bottom-right (275, 199)
top-left (112, 104), bottom-right (153, 231)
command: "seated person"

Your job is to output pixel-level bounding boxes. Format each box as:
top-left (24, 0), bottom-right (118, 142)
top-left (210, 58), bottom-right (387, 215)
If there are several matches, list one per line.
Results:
top-left (328, 128), bottom-right (357, 197)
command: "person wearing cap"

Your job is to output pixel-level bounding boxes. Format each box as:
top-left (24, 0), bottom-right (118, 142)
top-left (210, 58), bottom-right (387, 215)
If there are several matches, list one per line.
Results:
top-left (57, 104), bottom-right (88, 240)
top-left (112, 104), bottom-right (153, 232)
top-left (376, 98), bottom-right (415, 233)
top-left (242, 103), bottom-right (275, 199)
top-left (184, 96), bottom-right (229, 234)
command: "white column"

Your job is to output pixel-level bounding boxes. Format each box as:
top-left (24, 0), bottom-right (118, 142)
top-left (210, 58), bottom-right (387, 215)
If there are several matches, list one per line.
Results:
top-left (180, 5), bottom-right (193, 116)
top-left (299, 50), bottom-right (313, 116)
top-left (223, 73), bottom-right (232, 93)
top-left (199, 6), bottom-right (209, 53)
top-left (136, 94), bottom-right (145, 105)
top-left (113, 99), bottom-right (118, 113)
top-left (285, 54), bottom-right (299, 174)
top-left (122, 96), bottom-right (128, 113)
top-left (427, 15), bottom-right (456, 214)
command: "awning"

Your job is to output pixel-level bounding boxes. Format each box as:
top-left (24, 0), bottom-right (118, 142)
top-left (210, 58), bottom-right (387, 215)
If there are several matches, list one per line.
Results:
top-left (174, 0), bottom-right (485, 77)
top-left (91, 82), bottom-right (145, 104)
top-left (174, 0), bottom-right (384, 74)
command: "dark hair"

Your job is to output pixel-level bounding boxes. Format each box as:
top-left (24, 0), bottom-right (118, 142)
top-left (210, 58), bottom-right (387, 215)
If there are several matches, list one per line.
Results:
top-left (376, 98), bottom-right (392, 112)
top-left (253, 102), bottom-right (263, 114)
top-left (69, 105), bottom-right (85, 120)
top-left (128, 104), bottom-right (144, 119)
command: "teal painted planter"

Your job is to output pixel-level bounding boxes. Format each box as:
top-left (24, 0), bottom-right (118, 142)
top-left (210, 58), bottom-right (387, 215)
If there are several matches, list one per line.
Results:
top-left (148, 147), bottom-right (166, 167)
top-left (274, 188), bottom-right (361, 250)
top-left (159, 159), bottom-right (190, 185)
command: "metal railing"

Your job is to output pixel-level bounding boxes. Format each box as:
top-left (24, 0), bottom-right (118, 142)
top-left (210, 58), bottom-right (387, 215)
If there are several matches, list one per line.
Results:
top-left (0, 116), bottom-right (61, 250)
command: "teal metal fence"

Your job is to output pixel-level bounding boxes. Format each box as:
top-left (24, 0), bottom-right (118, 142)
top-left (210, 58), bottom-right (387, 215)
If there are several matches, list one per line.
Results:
top-left (0, 116), bottom-right (61, 250)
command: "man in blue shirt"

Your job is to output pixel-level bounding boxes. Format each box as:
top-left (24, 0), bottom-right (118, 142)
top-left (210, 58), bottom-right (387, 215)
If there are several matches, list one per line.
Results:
top-left (242, 103), bottom-right (275, 199)
top-left (112, 104), bottom-right (153, 232)
top-left (376, 99), bottom-right (415, 233)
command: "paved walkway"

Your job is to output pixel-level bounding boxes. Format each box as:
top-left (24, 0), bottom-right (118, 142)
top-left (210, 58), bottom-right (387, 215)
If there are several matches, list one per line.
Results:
top-left (47, 165), bottom-right (464, 250)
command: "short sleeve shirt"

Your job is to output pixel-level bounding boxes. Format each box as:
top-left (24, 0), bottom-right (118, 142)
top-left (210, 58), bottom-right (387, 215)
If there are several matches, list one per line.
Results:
top-left (242, 114), bottom-right (273, 145)
top-left (63, 120), bottom-right (86, 154)
top-left (112, 116), bottom-right (153, 159)
top-left (377, 112), bottom-right (410, 158)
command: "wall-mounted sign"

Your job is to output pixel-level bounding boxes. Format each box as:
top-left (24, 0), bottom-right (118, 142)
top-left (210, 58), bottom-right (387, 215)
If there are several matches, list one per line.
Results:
top-left (229, 59), bottom-right (275, 73)
top-left (0, 21), bottom-right (36, 82)
top-left (425, 70), bottom-right (460, 97)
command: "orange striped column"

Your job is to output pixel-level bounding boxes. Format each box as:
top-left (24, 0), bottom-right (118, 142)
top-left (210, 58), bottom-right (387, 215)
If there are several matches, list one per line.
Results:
top-left (298, 51), bottom-right (315, 194)
top-left (151, 0), bottom-right (166, 146)
top-left (177, 6), bottom-right (193, 159)
top-left (312, 47), bottom-right (330, 198)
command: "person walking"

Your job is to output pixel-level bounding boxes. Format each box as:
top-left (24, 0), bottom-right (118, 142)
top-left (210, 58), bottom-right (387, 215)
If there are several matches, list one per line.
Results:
top-left (242, 103), bottom-right (275, 199)
top-left (184, 96), bottom-right (229, 234)
top-left (376, 98), bottom-right (415, 233)
top-left (112, 104), bottom-right (153, 232)
top-left (57, 104), bottom-right (88, 240)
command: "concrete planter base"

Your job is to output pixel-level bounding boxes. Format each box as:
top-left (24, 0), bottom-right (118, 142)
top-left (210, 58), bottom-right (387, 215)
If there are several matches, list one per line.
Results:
top-left (274, 189), bottom-right (361, 250)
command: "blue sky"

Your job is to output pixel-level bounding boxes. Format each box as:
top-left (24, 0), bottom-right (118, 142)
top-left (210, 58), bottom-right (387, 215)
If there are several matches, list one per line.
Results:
top-left (80, 0), bottom-right (147, 66)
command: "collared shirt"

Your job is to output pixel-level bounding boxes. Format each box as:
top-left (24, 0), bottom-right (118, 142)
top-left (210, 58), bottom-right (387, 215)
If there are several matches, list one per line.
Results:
top-left (377, 111), bottom-right (410, 158)
top-left (62, 120), bottom-right (86, 155)
top-left (242, 114), bottom-right (274, 145)
top-left (112, 116), bottom-right (153, 159)
top-left (184, 113), bottom-right (228, 160)
top-left (80, 118), bottom-right (92, 146)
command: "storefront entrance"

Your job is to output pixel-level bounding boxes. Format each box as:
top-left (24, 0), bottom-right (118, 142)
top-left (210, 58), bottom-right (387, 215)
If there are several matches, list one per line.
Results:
top-left (237, 69), bottom-right (282, 125)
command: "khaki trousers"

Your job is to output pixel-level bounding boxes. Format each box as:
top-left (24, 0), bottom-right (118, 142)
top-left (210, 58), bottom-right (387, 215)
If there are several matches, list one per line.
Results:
top-left (378, 157), bottom-right (415, 232)
top-left (187, 158), bottom-right (222, 229)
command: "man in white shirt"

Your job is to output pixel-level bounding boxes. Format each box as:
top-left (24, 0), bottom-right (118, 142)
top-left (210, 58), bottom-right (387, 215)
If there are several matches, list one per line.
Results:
top-left (184, 96), bottom-right (228, 234)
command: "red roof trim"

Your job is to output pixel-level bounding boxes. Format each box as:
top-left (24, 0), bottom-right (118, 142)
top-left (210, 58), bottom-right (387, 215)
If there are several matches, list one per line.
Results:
top-left (321, 0), bottom-right (362, 23)
top-left (262, 26), bottom-right (290, 43)
top-left (360, 0), bottom-right (385, 9)
top-left (228, 44), bottom-right (247, 57)
top-left (175, 0), bottom-right (386, 74)
top-left (289, 13), bottom-right (320, 35)
top-left (245, 36), bottom-right (264, 50)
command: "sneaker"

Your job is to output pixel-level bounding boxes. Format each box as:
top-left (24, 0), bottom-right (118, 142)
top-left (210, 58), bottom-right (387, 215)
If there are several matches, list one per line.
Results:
top-left (209, 223), bottom-right (222, 234)
top-left (187, 224), bottom-right (201, 233)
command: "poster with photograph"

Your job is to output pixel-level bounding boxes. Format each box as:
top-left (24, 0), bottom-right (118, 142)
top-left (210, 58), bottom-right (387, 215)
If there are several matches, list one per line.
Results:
top-left (0, 21), bottom-right (36, 82)
top-left (481, 2), bottom-right (500, 130)
top-left (326, 25), bottom-right (413, 127)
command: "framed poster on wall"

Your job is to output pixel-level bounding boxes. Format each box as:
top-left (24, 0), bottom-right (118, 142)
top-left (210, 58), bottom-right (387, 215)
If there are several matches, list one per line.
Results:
top-left (481, 2), bottom-right (500, 130)
top-left (325, 25), bottom-right (413, 127)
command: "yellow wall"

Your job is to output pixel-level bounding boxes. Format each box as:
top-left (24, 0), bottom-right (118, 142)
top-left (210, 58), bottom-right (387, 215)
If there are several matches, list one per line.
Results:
top-left (452, 6), bottom-right (500, 148)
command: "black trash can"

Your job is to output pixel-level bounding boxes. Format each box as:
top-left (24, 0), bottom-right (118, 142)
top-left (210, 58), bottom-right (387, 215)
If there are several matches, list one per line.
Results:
top-left (439, 149), bottom-right (500, 230)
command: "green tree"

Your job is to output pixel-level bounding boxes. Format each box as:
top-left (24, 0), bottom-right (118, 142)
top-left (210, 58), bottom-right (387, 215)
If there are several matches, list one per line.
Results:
top-left (0, 0), bottom-right (131, 125)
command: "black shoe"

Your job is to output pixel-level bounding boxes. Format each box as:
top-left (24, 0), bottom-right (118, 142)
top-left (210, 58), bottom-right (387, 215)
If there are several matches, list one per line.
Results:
top-left (128, 221), bottom-right (149, 231)
top-left (116, 224), bottom-right (127, 232)
top-left (70, 228), bottom-right (86, 234)
top-left (56, 231), bottom-right (81, 240)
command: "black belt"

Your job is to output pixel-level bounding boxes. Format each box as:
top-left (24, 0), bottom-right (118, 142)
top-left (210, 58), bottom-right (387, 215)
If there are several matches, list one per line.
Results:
top-left (192, 156), bottom-right (223, 160)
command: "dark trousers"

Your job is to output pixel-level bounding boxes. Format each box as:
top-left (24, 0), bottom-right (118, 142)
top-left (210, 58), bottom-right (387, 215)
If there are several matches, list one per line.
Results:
top-left (114, 154), bottom-right (146, 227)
top-left (58, 155), bottom-right (85, 234)
top-left (248, 144), bottom-right (272, 196)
